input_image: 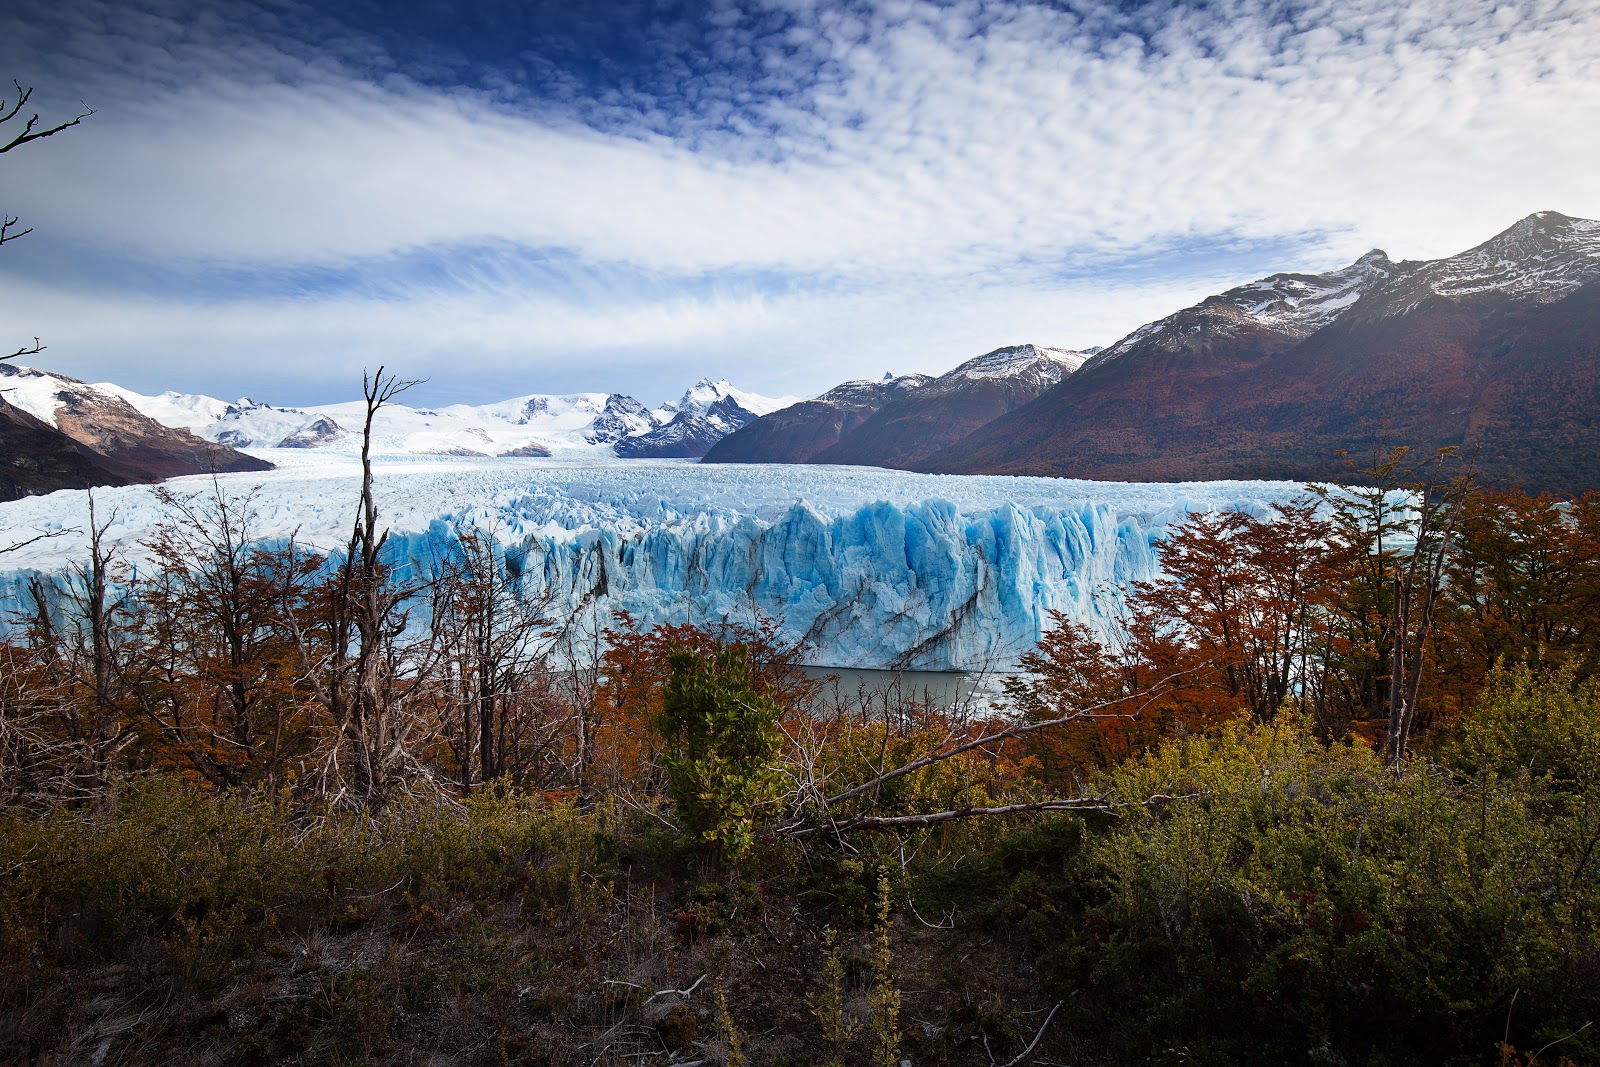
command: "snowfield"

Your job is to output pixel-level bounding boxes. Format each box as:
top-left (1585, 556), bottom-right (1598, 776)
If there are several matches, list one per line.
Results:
top-left (0, 455), bottom-right (1308, 670)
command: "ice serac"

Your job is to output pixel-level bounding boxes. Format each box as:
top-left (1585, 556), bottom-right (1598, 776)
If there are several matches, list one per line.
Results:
top-left (0, 459), bottom-right (1303, 671)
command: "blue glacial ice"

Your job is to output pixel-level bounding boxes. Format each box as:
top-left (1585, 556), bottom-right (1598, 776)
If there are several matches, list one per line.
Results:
top-left (0, 456), bottom-right (1311, 671)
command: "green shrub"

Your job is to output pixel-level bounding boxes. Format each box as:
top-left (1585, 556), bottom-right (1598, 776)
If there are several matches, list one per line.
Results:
top-left (656, 646), bottom-right (786, 857)
top-left (1054, 688), bottom-right (1600, 1065)
top-left (0, 776), bottom-right (614, 977)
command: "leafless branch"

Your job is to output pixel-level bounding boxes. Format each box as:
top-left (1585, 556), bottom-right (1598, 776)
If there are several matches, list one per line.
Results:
top-left (1, 213), bottom-right (34, 248)
top-left (0, 81), bottom-right (94, 154)
top-left (3, 335), bottom-right (43, 362)
top-left (814, 663), bottom-right (1205, 814)
top-left (796, 798), bottom-right (1116, 835)
top-left (0, 524), bottom-right (71, 555)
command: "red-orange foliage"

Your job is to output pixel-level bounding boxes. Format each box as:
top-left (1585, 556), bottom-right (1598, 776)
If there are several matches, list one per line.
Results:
top-left (1426, 489), bottom-right (1600, 727)
top-left (1012, 499), bottom-right (1350, 786)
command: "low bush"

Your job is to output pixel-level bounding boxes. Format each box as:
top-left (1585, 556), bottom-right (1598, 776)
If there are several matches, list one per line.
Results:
top-left (1039, 666), bottom-right (1600, 1065)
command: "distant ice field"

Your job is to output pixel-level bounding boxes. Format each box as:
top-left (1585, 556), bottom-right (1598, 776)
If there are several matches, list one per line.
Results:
top-left (0, 455), bottom-right (1309, 671)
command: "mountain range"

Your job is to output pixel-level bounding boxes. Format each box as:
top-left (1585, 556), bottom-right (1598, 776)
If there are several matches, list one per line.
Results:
top-left (0, 366), bottom-right (800, 501)
top-left (6, 209), bottom-right (1598, 501)
top-left (702, 344), bottom-right (1092, 467)
top-left (713, 210), bottom-right (1600, 492)
top-left (0, 364), bottom-right (272, 502)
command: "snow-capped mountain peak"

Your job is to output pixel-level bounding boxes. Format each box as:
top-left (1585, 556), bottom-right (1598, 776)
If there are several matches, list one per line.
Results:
top-left (1356, 210), bottom-right (1600, 317)
top-left (814, 374), bottom-right (935, 406)
top-left (69, 372), bottom-right (800, 461)
top-left (1084, 212), bottom-right (1600, 374)
top-left (0, 363), bottom-right (272, 483)
top-left (1215, 248), bottom-right (1397, 337)
top-left (585, 394), bottom-right (656, 445)
top-left (945, 344), bottom-right (1093, 382)
top-left (654, 378), bottom-right (799, 424)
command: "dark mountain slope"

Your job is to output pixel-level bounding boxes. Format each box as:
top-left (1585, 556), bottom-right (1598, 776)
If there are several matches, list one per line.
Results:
top-left (810, 345), bottom-right (1090, 470)
top-left (0, 364), bottom-right (272, 500)
top-left (701, 374), bottom-right (933, 464)
top-left (49, 387), bottom-right (273, 480)
top-left (0, 394), bottom-right (137, 502)
top-left (925, 212), bottom-right (1600, 492)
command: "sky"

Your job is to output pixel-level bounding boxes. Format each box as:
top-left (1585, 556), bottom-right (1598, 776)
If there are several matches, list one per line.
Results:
top-left (1, 0), bottom-right (1597, 408)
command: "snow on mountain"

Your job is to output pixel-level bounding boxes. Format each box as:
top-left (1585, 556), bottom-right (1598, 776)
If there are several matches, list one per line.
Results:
top-left (1221, 250), bottom-right (1398, 336)
top-left (1353, 210), bottom-right (1600, 319)
top-left (932, 344), bottom-right (1092, 390)
top-left (0, 364), bottom-right (271, 485)
top-left (699, 373), bottom-right (939, 465)
top-left (1087, 211), bottom-right (1600, 372)
top-left (810, 374), bottom-right (936, 406)
top-left (614, 394), bottom-right (766, 459)
top-left (1088, 250), bottom-right (1397, 369)
top-left (654, 378), bottom-right (799, 423)
top-left (98, 378), bottom-right (799, 459)
top-left (585, 395), bottom-right (656, 445)
top-left (0, 457), bottom-right (1306, 670)
top-left (94, 384), bottom-right (239, 430)
top-left (0, 363), bottom-right (111, 426)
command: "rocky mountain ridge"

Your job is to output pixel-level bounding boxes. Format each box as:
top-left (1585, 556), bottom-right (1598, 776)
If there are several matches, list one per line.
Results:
top-left (11, 370), bottom-right (800, 464)
top-left (704, 345), bottom-right (1090, 467)
top-left (929, 210), bottom-right (1600, 490)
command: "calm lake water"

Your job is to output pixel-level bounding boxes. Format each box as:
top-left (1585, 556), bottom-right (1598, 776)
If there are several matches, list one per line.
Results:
top-left (796, 665), bottom-right (1017, 713)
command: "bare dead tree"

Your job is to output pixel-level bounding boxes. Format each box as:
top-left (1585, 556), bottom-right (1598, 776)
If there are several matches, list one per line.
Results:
top-left (1383, 453), bottom-right (1473, 767)
top-left (429, 525), bottom-right (563, 795)
top-left (0, 580), bottom-right (80, 807)
top-left (1314, 446), bottom-right (1474, 767)
top-left (287, 367), bottom-right (441, 808)
top-left (110, 482), bottom-right (323, 791)
top-left (346, 368), bottom-right (422, 803)
top-left (0, 492), bottom-right (139, 802)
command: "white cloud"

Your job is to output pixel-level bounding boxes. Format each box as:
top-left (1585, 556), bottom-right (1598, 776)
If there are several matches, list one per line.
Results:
top-left (3, 0), bottom-right (1599, 400)
top-left (0, 263), bottom-right (1228, 404)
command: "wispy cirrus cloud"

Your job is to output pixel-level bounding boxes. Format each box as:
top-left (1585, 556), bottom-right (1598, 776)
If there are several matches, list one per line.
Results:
top-left (0, 0), bottom-right (1596, 404)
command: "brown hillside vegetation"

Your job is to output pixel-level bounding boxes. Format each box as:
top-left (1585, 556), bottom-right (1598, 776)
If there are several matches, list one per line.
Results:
top-left (925, 252), bottom-right (1600, 492)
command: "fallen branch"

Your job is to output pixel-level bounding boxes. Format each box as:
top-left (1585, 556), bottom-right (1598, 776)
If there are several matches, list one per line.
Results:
top-left (999, 1000), bottom-right (1063, 1067)
top-left (814, 664), bottom-right (1208, 813)
top-left (795, 799), bottom-right (1115, 835)
top-left (645, 973), bottom-right (706, 1001)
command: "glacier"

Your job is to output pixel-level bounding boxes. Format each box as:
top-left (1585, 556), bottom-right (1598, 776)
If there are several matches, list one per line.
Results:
top-left (0, 454), bottom-right (1308, 671)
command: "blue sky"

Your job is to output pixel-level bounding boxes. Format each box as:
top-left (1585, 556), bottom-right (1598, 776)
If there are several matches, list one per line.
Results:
top-left (2, 0), bottom-right (1597, 407)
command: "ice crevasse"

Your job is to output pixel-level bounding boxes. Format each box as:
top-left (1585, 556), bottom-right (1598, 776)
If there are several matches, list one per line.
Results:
top-left (0, 458), bottom-right (1308, 671)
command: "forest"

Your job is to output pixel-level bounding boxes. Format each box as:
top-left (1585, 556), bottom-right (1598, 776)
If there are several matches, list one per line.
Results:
top-left (2, 430), bottom-right (1599, 1066)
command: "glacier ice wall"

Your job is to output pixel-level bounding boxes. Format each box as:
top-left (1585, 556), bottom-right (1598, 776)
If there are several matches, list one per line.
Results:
top-left (0, 458), bottom-right (1307, 670)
